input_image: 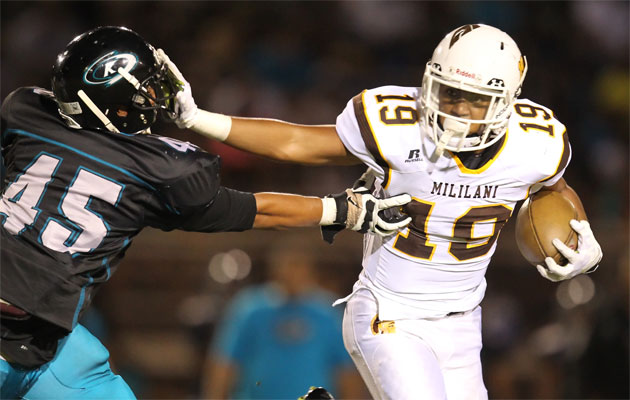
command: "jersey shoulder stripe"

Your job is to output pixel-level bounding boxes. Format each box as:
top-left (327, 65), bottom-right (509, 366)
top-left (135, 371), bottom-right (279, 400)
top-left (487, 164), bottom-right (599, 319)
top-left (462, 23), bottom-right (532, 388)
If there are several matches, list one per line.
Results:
top-left (352, 90), bottom-right (393, 187)
top-left (540, 129), bottom-right (570, 182)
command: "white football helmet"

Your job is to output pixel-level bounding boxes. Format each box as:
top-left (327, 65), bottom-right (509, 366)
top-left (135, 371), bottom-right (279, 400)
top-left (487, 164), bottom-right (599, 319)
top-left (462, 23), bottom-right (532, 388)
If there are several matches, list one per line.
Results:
top-left (419, 24), bottom-right (527, 155)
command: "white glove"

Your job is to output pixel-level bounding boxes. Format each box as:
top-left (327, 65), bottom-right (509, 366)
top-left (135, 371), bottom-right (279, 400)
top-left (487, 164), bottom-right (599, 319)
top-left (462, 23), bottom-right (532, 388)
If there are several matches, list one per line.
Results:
top-left (155, 49), bottom-right (198, 129)
top-left (344, 189), bottom-right (412, 235)
top-left (320, 169), bottom-right (411, 243)
top-left (536, 220), bottom-right (603, 282)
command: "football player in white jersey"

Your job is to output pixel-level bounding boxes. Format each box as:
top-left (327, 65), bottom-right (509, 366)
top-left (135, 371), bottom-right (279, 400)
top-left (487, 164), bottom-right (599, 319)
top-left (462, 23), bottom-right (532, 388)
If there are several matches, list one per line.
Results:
top-left (162, 24), bottom-right (603, 399)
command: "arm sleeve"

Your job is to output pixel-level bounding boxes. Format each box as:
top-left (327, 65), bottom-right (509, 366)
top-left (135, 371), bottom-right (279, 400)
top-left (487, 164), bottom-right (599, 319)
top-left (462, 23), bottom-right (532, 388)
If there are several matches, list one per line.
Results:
top-left (175, 187), bottom-right (257, 233)
top-left (150, 186), bottom-right (257, 233)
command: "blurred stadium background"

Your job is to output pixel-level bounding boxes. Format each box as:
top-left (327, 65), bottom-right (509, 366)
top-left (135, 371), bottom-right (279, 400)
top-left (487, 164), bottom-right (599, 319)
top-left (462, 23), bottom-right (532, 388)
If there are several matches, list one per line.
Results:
top-left (2, 1), bottom-right (628, 399)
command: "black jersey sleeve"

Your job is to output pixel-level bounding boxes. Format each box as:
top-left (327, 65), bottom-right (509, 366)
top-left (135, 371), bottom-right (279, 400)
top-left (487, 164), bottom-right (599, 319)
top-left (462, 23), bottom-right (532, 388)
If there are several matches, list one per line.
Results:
top-left (1, 89), bottom-right (17, 149)
top-left (2, 89), bottom-right (20, 192)
top-left (139, 140), bottom-right (257, 233)
top-left (155, 153), bottom-right (222, 210)
top-left (1, 88), bottom-right (16, 124)
top-left (150, 186), bottom-right (257, 233)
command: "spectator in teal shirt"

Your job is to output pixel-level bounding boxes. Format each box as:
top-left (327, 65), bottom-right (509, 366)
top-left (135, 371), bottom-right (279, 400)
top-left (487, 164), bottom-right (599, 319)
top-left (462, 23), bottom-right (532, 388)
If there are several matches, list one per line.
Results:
top-left (202, 245), bottom-right (365, 399)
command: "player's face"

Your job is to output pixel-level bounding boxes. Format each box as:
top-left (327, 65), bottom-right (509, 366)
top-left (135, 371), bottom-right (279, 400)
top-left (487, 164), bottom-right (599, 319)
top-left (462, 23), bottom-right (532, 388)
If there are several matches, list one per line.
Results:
top-left (145, 85), bottom-right (158, 107)
top-left (437, 84), bottom-right (491, 134)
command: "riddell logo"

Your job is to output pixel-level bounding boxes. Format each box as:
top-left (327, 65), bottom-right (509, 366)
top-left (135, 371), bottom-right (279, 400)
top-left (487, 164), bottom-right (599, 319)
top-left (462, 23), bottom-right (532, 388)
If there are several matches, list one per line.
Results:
top-left (455, 69), bottom-right (477, 79)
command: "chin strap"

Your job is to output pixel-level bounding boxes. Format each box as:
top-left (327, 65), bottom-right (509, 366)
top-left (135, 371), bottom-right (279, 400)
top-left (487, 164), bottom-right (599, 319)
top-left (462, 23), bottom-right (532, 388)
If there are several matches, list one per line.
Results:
top-left (76, 67), bottom-right (157, 134)
top-left (76, 66), bottom-right (141, 134)
top-left (433, 129), bottom-right (454, 158)
top-left (434, 118), bottom-right (486, 158)
top-left (76, 90), bottom-right (120, 133)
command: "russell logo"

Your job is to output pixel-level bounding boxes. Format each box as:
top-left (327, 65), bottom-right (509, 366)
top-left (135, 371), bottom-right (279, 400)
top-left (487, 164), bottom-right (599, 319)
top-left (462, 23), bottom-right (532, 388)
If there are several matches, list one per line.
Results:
top-left (83, 52), bottom-right (138, 87)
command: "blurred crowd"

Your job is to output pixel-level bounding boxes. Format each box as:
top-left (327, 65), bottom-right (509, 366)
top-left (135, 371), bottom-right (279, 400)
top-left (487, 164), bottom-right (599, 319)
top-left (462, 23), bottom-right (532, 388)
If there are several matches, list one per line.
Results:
top-left (2, 1), bottom-right (628, 399)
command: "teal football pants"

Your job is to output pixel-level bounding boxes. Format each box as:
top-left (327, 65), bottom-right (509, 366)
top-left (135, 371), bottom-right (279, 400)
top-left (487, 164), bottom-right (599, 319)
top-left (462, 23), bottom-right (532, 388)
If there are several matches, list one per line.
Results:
top-left (0, 324), bottom-right (134, 399)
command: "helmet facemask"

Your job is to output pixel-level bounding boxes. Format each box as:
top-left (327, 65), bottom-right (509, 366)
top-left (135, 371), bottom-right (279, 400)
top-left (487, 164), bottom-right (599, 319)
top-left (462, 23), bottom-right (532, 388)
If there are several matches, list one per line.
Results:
top-left (99, 55), bottom-right (179, 133)
top-left (126, 60), bottom-right (179, 122)
top-left (420, 63), bottom-right (513, 155)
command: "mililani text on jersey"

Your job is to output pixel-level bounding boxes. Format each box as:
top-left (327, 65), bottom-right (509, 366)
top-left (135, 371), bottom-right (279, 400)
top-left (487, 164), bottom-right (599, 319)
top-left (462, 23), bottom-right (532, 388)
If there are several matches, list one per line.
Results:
top-left (431, 181), bottom-right (500, 199)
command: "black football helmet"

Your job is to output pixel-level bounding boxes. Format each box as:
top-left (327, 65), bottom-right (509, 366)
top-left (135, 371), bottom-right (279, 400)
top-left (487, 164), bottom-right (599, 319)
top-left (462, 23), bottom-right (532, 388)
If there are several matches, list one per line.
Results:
top-left (51, 26), bottom-right (178, 134)
top-left (298, 387), bottom-right (335, 400)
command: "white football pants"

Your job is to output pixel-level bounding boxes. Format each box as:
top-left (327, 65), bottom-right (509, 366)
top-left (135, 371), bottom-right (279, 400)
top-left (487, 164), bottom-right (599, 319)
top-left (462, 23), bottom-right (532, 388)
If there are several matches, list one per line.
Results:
top-left (342, 289), bottom-right (487, 400)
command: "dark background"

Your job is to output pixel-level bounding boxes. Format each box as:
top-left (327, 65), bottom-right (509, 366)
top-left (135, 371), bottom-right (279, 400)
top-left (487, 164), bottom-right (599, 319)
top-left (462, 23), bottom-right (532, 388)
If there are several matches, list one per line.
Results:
top-left (2, 1), bottom-right (628, 398)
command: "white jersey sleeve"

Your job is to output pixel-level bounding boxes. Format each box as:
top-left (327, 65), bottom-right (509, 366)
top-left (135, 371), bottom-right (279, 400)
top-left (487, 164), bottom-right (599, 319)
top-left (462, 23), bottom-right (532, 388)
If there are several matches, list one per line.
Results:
top-left (335, 93), bottom-right (384, 176)
top-left (507, 98), bottom-right (572, 194)
top-left (336, 86), bottom-right (421, 187)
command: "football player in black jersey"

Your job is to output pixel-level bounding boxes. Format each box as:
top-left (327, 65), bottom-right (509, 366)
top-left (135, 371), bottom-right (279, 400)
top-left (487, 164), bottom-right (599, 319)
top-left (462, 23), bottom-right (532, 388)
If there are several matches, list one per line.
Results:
top-left (0, 26), bottom-right (411, 399)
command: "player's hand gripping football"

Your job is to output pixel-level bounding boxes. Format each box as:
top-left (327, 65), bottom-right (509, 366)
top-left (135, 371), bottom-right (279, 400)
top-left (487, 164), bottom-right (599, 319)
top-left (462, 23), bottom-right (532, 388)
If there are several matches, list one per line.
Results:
top-left (155, 49), bottom-right (199, 129)
top-left (536, 219), bottom-right (603, 282)
top-left (320, 169), bottom-right (412, 243)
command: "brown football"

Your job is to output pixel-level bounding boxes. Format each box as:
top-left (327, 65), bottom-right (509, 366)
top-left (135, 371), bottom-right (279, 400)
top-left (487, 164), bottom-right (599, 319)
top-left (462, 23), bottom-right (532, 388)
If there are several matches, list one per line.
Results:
top-left (515, 190), bottom-right (578, 266)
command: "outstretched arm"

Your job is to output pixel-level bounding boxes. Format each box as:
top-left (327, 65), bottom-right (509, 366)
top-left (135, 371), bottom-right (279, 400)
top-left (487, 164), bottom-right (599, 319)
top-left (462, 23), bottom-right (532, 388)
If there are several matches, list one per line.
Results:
top-left (253, 187), bottom-right (412, 241)
top-left (228, 118), bottom-right (358, 165)
top-left (253, 192), bottom-right (323, 229)
top-left (157, 49), bottom-right (359, 166)
top-left (535, 178), bottom-right (602, 281)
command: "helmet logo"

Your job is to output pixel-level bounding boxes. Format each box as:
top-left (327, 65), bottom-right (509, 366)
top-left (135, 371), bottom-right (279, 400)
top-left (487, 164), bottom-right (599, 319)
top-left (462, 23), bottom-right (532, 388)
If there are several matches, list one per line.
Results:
top-left (487, 78), bottom-right (505, 87)
top-left (83, 52), bottom-right (138, 87)
top-left (449, 24), bottom-right (480, 48)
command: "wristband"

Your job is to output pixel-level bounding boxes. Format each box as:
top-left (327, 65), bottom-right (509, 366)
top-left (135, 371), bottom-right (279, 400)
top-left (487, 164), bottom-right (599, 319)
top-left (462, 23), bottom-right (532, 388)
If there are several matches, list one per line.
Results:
top-left (319, 197), bottom-right (338, 226)
top-left (190, 109), bottom-right (232, 142)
